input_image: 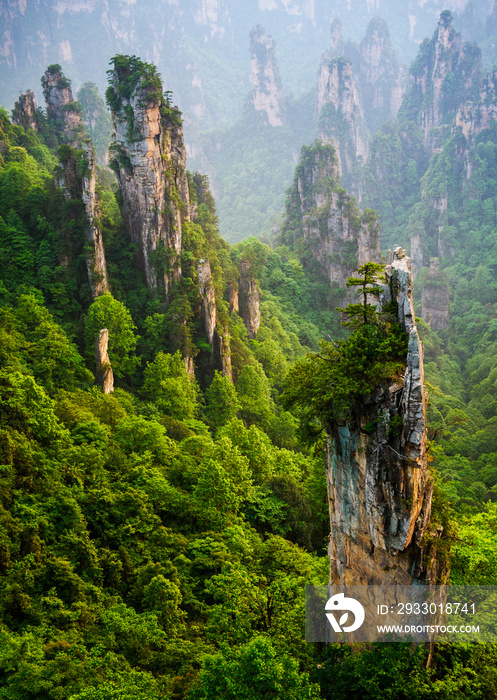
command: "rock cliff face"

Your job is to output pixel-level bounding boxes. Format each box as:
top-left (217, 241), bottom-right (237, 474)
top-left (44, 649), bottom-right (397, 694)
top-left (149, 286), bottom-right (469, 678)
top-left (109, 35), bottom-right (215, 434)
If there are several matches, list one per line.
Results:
top-left (238, 260), bottom-right (260, 340)
top-left (249, 25), bottom-right (285, 127)
top-left (281, 141), bottom-right (381, 289)
top-left (317, 57), bottom-right (368, 187)
top-left (400, 11), bottom-right (481, 149)
top-left (42, 66), bottom-right (109, 297)
top-left (11, 90), bottom-right (39, 132)
top-left (198, 259), bottom-right (217, 345)
top-left (453, 69), bottom-right (497, 140)
top-left (327, 248), bottom-right (441, 585)
top-left (421, 257), bottom-right (450, 330)
top-left (106, 58), bottom-right (190, 299)
top-left (359, 18), bottom-right (405, 132)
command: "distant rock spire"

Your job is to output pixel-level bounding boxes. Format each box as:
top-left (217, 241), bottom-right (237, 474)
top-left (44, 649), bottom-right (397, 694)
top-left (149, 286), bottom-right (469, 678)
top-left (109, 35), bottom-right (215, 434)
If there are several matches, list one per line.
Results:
top-left (249, 24), bottom-right (285, 127)
top-left (359, 17), bottom-right (405, 130)
top-left (329, 18), bottom-right (344, 57)
top-left (316, 57), bottom-right (368, 186)
top-left (41, 65), bottom-right (83, 145)
top-left (12, 90), bottom-right (39, 132)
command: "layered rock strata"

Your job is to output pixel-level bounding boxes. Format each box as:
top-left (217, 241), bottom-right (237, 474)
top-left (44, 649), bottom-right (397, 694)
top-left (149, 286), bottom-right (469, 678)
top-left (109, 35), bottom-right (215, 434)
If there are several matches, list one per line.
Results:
top-left (327, 248), bottom-right (440, 585)
top-left (107, 60), bottom-right (190, 299)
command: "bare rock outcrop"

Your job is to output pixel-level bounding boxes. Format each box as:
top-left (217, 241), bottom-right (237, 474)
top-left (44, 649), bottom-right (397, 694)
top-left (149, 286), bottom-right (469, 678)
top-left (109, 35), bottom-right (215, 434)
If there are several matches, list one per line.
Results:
top-left (106, 57), bottom-right (190, 300)
top-left (238, 260), bottom-right (260, 340)
top-left (95, 328), bottom-right (114, 394)
top-left (327, 248), bottom-right (442, 585)
top-left (249, 24), bottom-right (285, 127)
top-left (401, 11), bottom-right (481, 150)
top-left (198, 258), bottom-right (217, 345)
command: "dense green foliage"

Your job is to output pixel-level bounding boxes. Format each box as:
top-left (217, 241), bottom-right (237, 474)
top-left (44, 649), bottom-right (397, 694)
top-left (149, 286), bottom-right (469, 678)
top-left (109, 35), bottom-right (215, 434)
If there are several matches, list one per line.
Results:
top-left (282, 263), bottom-right (408, 436)
top-left (2, 27), bottom-right (497, 695)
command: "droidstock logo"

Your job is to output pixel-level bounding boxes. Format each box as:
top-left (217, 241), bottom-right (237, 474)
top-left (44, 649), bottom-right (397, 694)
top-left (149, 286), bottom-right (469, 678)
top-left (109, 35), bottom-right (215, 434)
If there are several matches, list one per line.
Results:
top-left (325, 593), bottom-right (365, 633)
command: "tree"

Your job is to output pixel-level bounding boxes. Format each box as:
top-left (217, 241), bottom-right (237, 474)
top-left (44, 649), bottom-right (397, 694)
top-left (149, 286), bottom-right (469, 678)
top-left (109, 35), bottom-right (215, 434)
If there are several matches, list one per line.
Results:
top-left (282, 263), bottom-right (407, 432)
top-left (189, 636), bottom-right (321, 700)
top-left (337, 261), bottom-right (384, 328)
top-left (84, 293), bottom-right (139, 378)
top-left (141, 351), bottom-right (198, 420)
top-left (205, 371), bottom-right (240, 430)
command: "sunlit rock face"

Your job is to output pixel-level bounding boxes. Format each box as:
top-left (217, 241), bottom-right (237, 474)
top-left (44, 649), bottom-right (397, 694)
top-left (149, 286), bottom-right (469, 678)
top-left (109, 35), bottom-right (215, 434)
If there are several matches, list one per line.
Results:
top-left (95, 328), bottom-right (114, 394)
top-left (326, 249), bottom-right (443, 586)
top-left (107, 61), bottom-right (190, 300)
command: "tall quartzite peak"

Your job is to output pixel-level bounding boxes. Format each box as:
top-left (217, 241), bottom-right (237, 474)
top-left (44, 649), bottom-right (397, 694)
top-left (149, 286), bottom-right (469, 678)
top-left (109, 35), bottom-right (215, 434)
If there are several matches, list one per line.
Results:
top-left (279, 140), bottom-right (381, 290)
top-left (106, 55), bottom-right (190, 299)
top-left (41, 65), bottom-right (83, 145)
top-left (359, 17), bottom-right (405, 131)
top-left (249, 24), bottom-right (285, 127)
top-left (12, 90), bottom-right (40, 132)
top-left (327, 249), bottom-right (445, 585)
top-left (40, 65), bottom-right (109, 298)
top-left (399, 11), bottom-right (482, 149)
top-left (316, 57), bottom-right (369, 189)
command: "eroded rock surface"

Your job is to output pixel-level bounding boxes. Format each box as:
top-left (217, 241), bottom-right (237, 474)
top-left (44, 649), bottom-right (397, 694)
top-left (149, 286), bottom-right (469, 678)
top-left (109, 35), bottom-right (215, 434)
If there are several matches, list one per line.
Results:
top-left (95, 328), bottom-right (114, 394)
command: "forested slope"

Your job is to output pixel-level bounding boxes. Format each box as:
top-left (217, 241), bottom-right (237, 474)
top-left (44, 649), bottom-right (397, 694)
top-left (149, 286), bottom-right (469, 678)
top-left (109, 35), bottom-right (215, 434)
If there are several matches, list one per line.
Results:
top-left (0, 49), bottom-right (497, 700)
